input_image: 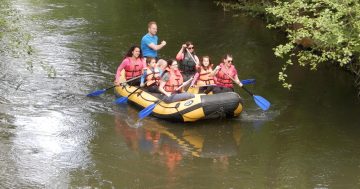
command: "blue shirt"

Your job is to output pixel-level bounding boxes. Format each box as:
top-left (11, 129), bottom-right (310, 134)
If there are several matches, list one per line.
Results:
top-left (141, 33), bottom-right (158, 58)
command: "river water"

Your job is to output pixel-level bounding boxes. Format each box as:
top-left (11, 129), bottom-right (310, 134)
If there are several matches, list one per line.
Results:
top-left (1, 0), bottom-right (360, 188)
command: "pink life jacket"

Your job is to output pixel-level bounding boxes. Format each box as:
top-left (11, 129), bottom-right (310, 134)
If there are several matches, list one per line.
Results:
top-left (124, 57), bottom-right (144, 80)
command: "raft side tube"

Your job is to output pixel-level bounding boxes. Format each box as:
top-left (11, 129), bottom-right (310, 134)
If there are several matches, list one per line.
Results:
top-left (201, 92), bottom-right (243, 118)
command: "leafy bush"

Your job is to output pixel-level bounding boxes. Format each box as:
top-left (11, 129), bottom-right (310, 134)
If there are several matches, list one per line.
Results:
top-left (266, 0), bottom-right (360, 90)
top-left (214, 0), bottom-right (272, 17)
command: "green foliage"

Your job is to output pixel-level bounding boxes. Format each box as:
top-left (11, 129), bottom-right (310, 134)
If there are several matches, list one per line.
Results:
top-left (0, 1), bottom-right (9, 42)
top-left (0, 0), bottom-right (33, 57)
top-left (266, 0), bottom-right (360, 89)
top-left (214, 0), bottom-right (272, 17)
top-left (40, 61), bottom-right (57, 78)
top-left (0, 0), bottom-right (55, 78)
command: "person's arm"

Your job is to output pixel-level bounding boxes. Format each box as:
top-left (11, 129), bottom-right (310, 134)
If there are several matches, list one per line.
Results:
top-left (158, 73), bottom-right (172, 97)
top-left (140, 69), bottom-right (147, 87)
top-left (233, 70), bottom-right (243, 87)
top-left (209, 65), bottom-right (220, 77)
top-left (114, 59), bottom-right (128, 85)
top-left (158, 81), bottom-right (171, 97)
top-left (141, 58), bottom-right (147, 68)
top-left (233, 74), bottom-right (243, 87)
top-left (139, 58), bottom-right (147, 86)
top-left (176, 44), bottom-right (186, 61)
top-left (148, 40), bottom-right (166, 51)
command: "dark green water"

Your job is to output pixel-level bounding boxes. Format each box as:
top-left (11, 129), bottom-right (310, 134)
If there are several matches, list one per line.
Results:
top-left (1, 0), bottom-right (360, 188)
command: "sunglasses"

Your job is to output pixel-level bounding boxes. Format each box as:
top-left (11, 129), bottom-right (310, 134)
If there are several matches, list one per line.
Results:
top-left (227, 60), bottom-right (233, 63)
top-left (187, 47), bottom-right (194, 50)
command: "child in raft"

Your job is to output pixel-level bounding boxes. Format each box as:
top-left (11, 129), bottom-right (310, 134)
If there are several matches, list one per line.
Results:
top-left (140, 57), bottom-right (162, 93)
top-left (158, 59), bottom-right (194, 103)
top-left (189, 56), bottom-right (216, 94)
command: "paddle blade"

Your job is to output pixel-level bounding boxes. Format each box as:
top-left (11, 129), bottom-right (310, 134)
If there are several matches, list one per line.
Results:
top-left (87, 89), bottom-right (106, 97)
top-left (138, 103), bottom-right (156, 120)
top-left (253, 95), bottom-right (271, 111)
top-left (241, 79), bottom-right (255, 85)
top-left (114, 97), bottom-right (128, 104)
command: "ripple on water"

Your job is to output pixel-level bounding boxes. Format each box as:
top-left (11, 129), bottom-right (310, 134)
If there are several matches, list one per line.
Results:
top-left (47, 18), bottom-right (88, 29)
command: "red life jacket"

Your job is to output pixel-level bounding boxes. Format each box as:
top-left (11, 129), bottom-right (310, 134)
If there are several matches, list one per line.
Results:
top-left (215, 63), bottom-right (236, 88)
top-left (196, 66), bottom-right (215, 86)
top-left (124, 57), bottom-right (144, 80)
top-left (164, 69), bottom-right (184, 92)
top-left (146, 67), bottom-right (161, 86)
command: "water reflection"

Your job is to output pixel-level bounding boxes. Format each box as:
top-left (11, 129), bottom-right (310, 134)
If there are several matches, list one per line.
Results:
top-left (114, 113), bottom-right (242, 172)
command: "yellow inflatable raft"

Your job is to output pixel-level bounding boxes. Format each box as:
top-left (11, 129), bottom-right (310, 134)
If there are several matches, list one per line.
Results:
top-left (114, 84), bottom-right (243, 122)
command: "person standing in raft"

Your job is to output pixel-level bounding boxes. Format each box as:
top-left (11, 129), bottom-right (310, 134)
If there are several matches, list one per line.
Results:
top-left (158, 59), bottom-right (195, 103)
top-left (211, 54), bottom-right (243, 94)
top-left (140, 57), bottom-right (161, 93)
top-left (190, 56), bottom-right (215, 94)
top-left (175, 41), bottom-right (200, 81)
top-left (114, 45), bottom-right (146, 86)
top-left (141, 21), bottom-right (166, 59)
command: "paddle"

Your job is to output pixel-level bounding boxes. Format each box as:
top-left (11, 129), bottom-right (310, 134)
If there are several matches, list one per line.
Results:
top-left (175, 77), bottom-right (193, 91)
top-left (138, 98), bottom-right (163, 120)
top-left (191, 79), bottom-right (255, 89)
top-left (87, 74), bottom-right (146, 97)
top-left (241, 79), bottom-right (256, 85)
top-left (220, 70), bottom-right (270, 111)
top-left (87, 85), bottom-right (117, 97)
top-left (241, 86), bottom-right (270, 111)
top-left (185, 48), bottom-right (199, 65)
top-left (114, 81), bottom-right (148, 104)
top-left (138, 77), bottom-right (193, 120)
